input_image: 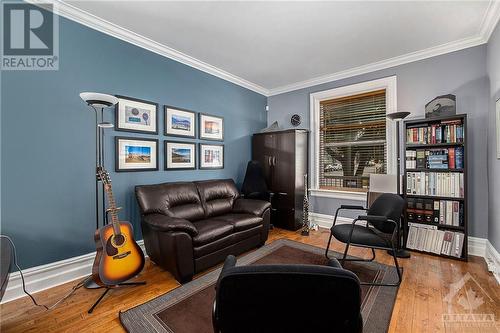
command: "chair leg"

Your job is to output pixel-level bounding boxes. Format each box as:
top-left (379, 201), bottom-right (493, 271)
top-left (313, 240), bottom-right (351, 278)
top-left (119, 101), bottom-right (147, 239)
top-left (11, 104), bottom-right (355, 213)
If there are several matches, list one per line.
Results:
top-left (339, 246), bottom-right (376, 263)
top-left (325, 233), bottom-right (334, 259)
top-left (360, 244), bottom-right (402, 287)
top-left (341, 240), bottom-right (351, 266)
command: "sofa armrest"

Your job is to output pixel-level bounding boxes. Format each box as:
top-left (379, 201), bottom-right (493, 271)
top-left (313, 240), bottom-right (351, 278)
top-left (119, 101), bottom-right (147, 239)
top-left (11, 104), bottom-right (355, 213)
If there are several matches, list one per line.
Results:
top-left (142, 214), bottom-right (198, 237)
top-left (233, 198), bottom-right (271, 216)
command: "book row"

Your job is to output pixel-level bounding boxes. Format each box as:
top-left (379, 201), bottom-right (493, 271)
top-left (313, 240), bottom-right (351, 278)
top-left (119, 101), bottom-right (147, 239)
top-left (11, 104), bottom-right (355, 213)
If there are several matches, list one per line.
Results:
top-left (407, 198), bottom-right (463, 226)
top-left (406, 120), bottom-right (464, 145)
top-left (405, 147), bottom-right (464, 169)
top-left (406, 172), bottom-right (464, 198)
top-left (407, 223), bottom-right (464, 258)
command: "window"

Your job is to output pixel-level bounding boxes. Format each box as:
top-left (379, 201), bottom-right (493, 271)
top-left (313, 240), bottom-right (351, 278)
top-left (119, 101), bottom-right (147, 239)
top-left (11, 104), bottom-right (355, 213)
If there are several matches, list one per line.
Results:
top-left (310, 76), bottom-right (396, 198)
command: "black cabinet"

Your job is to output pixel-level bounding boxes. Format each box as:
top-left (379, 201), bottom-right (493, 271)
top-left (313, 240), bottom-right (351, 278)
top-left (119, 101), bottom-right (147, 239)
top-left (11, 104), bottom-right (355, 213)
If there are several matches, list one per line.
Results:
top-left (252, 129), bottom-right (308, 230)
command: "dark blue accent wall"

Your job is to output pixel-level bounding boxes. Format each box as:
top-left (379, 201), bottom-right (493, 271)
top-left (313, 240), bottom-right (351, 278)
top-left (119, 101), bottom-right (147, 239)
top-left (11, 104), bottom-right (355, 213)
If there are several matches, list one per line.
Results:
top-left (1, 15), bottom-right (267, 269)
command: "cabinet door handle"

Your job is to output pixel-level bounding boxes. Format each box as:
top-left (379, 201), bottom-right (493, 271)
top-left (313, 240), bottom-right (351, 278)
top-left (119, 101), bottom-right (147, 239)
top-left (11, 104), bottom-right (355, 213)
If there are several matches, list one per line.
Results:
top-left (268, 156), bottom-right (272, 166)
top-left (273, 156), bottom-right (276, 166)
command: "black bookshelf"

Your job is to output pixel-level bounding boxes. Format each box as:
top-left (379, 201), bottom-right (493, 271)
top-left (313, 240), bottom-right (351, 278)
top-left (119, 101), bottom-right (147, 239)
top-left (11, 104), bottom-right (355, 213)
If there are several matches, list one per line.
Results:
top-left (403, 114), bottom-right (468, 261)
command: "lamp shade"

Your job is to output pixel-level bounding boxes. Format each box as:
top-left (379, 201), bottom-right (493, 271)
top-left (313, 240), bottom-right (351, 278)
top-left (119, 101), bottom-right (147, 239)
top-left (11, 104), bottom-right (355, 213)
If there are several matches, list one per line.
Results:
top-left (80, 92), bottom-right (118, 108)
top-left (386, 111), bottom-right (411, 120)
top-left (97, 122), bottom-right (114, 128)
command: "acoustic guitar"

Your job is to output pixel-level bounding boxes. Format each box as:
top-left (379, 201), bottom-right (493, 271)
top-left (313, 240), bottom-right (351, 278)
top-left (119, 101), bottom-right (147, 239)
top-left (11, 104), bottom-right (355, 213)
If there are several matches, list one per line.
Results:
top-left (92, 167), bottom-right (145, 286)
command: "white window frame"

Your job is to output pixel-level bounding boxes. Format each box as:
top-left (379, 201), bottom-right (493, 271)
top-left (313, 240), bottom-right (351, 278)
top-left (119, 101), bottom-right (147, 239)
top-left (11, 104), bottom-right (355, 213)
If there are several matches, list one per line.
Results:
top-left (309, 76), bottom-right (397, 201)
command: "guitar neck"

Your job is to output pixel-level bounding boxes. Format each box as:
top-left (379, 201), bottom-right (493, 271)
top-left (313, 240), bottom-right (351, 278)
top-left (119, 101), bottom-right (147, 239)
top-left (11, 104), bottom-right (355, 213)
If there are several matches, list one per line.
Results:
top-left (103, 184), bottom-right (121, 235)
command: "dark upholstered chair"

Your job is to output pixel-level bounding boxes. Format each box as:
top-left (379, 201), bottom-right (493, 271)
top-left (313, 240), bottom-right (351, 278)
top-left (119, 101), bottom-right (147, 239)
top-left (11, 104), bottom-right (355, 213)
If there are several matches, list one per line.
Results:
top-left (136, 179), bottom-right (271, 283)
top-left (212, 255), bottom-right (363, 333)
top-left (325, 193), bottom-right (405, 286)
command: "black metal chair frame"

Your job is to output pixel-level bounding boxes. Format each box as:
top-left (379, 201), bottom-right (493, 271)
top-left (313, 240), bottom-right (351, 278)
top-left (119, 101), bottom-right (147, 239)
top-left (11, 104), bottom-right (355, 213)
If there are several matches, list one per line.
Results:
top-left (324, 205), bottom-right (403, 287)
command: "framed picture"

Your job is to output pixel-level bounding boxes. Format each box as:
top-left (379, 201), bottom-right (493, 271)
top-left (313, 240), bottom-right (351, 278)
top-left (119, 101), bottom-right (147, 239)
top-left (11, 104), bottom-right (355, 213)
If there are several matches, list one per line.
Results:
top-left (115, 95), bottom-right (158, 134)
top-left (497, 98), bottom-right (500, 159)
top-left (199, 113), bottom-right (224, 141)
top-left (165, 141), bottom-right (196, 170)
top-left (115, 137), bottom-right (158, 172)
top-left (199, 143), bottom-right (224, 169)
top-left (165, 106), bottom-right (196, 138)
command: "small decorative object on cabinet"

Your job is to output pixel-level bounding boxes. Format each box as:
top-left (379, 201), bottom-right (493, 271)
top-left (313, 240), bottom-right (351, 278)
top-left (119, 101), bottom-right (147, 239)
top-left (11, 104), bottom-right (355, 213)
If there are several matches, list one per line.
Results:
top-left (164, 106), bottom-right (196, 138)
top-left (199, 113), bottom-right (224, 141)
top-left (252, 129), bottom-right (309, 231)
top-left (199, 143), bottom-right (224, 169)
top-left (115, 95), bottom-right (158, 134)
top-left (115, 137), bottom-right (159, 172)
top-left (404, 114), bottom-right (468, 260)
top-left (291, 114), bottom-right (301, 127)
top-left (165, 141), bottom-right (196, 170)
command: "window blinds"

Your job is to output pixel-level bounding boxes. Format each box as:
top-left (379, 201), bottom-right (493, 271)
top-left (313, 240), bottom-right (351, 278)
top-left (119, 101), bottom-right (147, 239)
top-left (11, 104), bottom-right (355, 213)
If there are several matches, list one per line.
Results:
top-left (319, 89), bottom-right (387, 191)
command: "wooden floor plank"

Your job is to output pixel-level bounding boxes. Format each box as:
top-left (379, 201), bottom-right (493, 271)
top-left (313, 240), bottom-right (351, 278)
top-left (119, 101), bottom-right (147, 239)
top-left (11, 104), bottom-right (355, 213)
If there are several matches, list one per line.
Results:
top-left (1, 228), bottom-right (498, 333)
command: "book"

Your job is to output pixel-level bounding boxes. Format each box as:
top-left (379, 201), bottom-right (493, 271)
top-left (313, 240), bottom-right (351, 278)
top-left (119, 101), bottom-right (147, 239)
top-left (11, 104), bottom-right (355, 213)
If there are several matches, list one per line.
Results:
top-left (448, 148), bottom-right (455, 169)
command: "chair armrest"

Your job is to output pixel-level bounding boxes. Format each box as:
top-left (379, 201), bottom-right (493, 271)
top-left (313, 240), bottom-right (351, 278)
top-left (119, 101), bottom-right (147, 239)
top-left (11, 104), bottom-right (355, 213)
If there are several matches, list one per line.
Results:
top-left (142, 214), bottom-right (198, 237)
top-left (357, 215), bottom-right (388, 223)
top-left (327, 258), bottom-right (342, 268)
top-left (233, 198), bottom-right (271, 216)
top-left (340, 205), bottom-right (367, 211)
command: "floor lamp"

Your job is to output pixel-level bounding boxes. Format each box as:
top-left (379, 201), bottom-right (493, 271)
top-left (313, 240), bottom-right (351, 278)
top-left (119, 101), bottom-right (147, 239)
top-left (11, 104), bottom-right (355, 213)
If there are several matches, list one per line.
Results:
top-left (386, 111), bottom-right (411, 258)
top-left (80, 92), bottom-right (118, 289)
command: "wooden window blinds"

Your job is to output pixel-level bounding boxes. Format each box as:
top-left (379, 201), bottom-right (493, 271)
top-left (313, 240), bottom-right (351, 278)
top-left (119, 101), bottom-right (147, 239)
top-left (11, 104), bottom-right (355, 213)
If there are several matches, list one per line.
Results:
top-left (319, 89), bottom-right (387, 192)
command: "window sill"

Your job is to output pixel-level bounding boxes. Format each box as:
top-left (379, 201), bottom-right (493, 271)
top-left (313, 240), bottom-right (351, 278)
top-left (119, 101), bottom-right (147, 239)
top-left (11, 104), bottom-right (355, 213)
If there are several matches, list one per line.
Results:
top-left (310, 189), bottom-right (366, 201)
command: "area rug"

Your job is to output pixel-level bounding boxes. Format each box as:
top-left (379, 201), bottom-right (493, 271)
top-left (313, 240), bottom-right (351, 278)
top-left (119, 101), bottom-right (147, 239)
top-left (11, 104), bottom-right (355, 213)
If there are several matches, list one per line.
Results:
top-left (120, 239), bottom-right (399, 333)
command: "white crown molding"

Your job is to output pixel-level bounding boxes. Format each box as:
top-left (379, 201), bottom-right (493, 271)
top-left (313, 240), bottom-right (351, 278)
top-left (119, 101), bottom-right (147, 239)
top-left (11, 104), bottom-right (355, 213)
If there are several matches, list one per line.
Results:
top-left (27, 0), bottom-right (500, 98)
top-left (26, 0), bottom-right (269, 96)
top-left (1, 240), bottom-right (146, 304)
top-left (268, 35), bottom-right (487, 96)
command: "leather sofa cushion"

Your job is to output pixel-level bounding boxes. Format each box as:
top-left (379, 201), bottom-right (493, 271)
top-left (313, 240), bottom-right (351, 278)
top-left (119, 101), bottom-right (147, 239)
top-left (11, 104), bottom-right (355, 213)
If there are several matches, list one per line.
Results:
top-left (193, 225), bottom-right (262, 258)
top-left (192, 220), bottom-right (234, 246)
top-left (213, 214), bottom-right (263, 232)
top-left (233, 199), bottom-right (271, 216)
top-left (195, 179), bottom-right (239, 218)
top-left (136, 182), bottom-right (205, 221)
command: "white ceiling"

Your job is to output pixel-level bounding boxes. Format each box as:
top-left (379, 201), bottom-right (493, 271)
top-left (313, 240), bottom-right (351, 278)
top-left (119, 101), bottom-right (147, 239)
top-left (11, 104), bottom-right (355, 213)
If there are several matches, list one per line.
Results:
top-left (62, 1), bottom-right (500, 95)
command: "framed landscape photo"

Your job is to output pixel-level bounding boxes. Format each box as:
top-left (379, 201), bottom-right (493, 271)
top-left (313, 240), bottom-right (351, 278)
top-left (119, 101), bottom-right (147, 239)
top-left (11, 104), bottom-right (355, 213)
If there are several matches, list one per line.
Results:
top-left (199, 113), bottom-right (224, 141)
top-left (115, 95), bottom-right (158, 134)
top-left (115, 137), bottom-right (158, 172)
top-left (165, 106), bottom-right (196, 138)
top-left (165, 141), bottom-right (196, 170)
top-left (199, 143), bottom-right (224, 169)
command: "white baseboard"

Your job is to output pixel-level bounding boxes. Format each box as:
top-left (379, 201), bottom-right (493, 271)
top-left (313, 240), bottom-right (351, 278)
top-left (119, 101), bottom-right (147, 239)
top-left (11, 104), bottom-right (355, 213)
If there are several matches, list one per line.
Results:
top-left (485, 241), bottom-right (500, 284)
top-left (1, 240), bottom-right (146, 304)
top-left (310, 212), bottom-right (496, 282)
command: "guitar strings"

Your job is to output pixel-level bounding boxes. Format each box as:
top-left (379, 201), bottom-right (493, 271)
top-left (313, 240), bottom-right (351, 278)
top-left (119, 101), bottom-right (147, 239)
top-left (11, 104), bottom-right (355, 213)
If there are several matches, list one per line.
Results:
top-left (1, 235), bottom-right (92, 310)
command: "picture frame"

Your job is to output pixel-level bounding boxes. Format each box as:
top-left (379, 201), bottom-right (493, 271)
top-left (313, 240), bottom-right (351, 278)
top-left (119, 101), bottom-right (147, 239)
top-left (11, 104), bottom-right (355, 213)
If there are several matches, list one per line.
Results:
top-left (115, 95), bottom-right (158, 134)
top-left (165, 140), bottom-right (196, 170)
top-left (199, 143), bottom-right (224, 169)
top-left (164, 106), bottom-right (196, 138)
top-left (199, 113), bottom-right (224, 141)
top-left (115, 136), bottom-right (159, 172)
top-left (497, 98), bottom-right (500, 159)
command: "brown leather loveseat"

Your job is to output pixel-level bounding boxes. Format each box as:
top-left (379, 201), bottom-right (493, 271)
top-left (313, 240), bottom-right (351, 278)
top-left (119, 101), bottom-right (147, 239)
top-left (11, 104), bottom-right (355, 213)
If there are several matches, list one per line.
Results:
top-left (135, 179), bottom-right (271, 283)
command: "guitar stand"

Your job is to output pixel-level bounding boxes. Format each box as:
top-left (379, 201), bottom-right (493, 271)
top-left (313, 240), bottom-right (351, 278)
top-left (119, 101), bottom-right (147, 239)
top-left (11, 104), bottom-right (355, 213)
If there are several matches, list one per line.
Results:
top-left (88, 281), bottom-right (146, 314)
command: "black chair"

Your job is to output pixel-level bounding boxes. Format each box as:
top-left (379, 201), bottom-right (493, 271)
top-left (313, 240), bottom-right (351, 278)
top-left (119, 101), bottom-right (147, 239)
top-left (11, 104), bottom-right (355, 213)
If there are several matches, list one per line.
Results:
top-left (212, 255), bottom-right (363, 333)
top-left (325, 193), bottom-right (405, 286)
top-left (241, 161), bottom-right (286, 229)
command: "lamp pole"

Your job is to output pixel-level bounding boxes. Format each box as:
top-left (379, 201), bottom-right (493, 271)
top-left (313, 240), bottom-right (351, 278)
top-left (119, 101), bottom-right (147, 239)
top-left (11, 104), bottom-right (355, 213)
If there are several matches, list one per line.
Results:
top-left (386, 111), bottom-right (411, 259)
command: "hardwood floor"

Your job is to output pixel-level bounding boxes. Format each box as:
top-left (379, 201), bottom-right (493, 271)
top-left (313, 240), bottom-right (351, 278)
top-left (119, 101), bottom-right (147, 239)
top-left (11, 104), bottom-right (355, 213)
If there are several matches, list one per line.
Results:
top-left (0, 228), bottom-right (498, 333)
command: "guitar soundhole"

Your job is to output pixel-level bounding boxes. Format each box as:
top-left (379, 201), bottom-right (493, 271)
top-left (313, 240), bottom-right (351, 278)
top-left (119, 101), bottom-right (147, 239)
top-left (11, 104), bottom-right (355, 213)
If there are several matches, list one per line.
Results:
top-left (113, 234), bottom-right (125, 246)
